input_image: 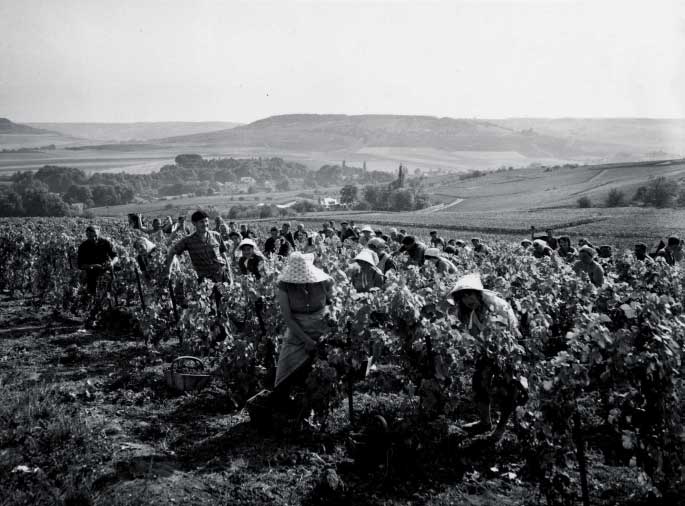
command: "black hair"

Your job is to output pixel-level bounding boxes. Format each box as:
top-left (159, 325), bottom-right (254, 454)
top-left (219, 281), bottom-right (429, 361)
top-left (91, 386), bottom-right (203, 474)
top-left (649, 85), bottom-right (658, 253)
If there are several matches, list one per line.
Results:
top-left (191, 210), bottom-right (208, 222)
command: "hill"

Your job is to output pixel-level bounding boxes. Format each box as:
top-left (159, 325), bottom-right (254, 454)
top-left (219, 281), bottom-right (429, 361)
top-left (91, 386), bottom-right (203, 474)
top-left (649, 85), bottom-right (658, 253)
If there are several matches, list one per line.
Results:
top-left (159, 114), bottom-right (624, 161)
top-left (492, 118), bottom-right (685, 158)
top-left (421, 158), bottom-right (685, 212)
top-left (0, 118), bottom-right (56, 135)
top-left (0, 118), bottom-right (79, 150)
top-left (27, 121), bottom-right (242, 142)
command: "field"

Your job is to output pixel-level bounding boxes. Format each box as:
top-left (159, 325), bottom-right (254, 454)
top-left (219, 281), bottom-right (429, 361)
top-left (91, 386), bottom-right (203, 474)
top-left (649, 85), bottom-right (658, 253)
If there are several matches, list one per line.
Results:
top-left (1, 217), bottom-right (683, 505)
top-left (421, 159), bottom-right (685, 211)
top-left (302, 208), bottom-right (685, 248)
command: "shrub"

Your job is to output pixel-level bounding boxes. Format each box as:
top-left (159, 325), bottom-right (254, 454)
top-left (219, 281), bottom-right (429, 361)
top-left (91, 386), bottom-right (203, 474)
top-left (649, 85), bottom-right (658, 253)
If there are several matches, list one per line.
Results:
top-left (605, 188), bottom-right (625, 207)
top-left (577, 196), bottom-right (592, 208)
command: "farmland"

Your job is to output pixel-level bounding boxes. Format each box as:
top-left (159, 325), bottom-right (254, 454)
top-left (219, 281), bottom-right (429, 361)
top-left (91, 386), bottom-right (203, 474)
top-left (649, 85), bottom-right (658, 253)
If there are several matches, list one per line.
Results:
top-left (1, 217), bottom-right (684, 505)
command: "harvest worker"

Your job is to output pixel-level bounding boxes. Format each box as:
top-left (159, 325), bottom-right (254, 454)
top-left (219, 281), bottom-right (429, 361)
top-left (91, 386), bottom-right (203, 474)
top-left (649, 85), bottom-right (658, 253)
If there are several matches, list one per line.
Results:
top-left (367, 237), bottom-right (396, 273)
top-left (532, 239), bottom-right (553, 258)
top-left (171, 215), bottom-right (191, 238)
top-left (339, 221), bottom-right (359, 243)
top-left (359, 225), bottom-right (375, 246)
top-left (424, 248), bottom-right (458, 274)
top-left (655, 236), bottom-right (683, 266)
top-left (165, 210), bottom-right (232, 283)
top-left (429, 230), bottom-right (446, 249)
top-left (557, 236), bottom-right (577, 261)
top-left (281, 222), bottom-right (296, 249)
top-left (346, 249), bottom-right (385, 292)
top-left (263, 227), bottom-right (280, 256)
top-left (272, 252), bottom-right (334, 416)
top-left (634, 243), bottom-right (655, 265)
top-left (448, 273), bottom-right (525, 441)
top-left (237, 238), bottom-right (266, 280)
top-left (77, 225), bottom-right (119, 295)
top-left (471, 238), bottom-right (490, 257)
top-left (572, 245), bottom-right (604, 287)
top-left (395, 235), bottom-right (426, 266)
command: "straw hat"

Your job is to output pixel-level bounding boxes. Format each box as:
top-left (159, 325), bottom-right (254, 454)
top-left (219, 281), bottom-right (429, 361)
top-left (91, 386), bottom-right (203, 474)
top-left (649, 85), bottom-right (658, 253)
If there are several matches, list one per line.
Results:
top-left (449, 273), bottom-right (484, 298)
top-left (361, 225), bottom-right (374, 233)
top-left (279, 252), bottom-right (331, 284)
top-left (354, 249), bottom-right (379, 266)
top-left (425, 247), bottom-right (441, 259)
top-left (238, 239), bottom-right (257, 250)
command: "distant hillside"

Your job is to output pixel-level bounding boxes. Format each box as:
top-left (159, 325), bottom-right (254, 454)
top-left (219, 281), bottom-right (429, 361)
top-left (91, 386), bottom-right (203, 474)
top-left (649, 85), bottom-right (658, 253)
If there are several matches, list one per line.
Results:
top-left (159, 114), bottom-right (631, 160)
top-left (28, 121), bottom-right (242, 142)
top-left (0, 118), bottom-right (56, 135)
top-left (492, 118), bottom-right (685, 158)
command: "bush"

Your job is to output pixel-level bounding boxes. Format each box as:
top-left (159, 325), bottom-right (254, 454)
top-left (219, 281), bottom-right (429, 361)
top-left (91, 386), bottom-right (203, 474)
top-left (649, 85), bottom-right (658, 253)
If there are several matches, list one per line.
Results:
top-left (578, 196), bottom-right (592, 208)
top-left (605, 188), bottom-right (625, 207)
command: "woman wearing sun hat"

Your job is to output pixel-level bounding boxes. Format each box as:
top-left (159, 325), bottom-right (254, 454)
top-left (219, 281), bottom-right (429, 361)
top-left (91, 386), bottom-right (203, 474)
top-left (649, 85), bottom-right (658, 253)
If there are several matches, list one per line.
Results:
top-left (449, 273), bottom-right (525, 441)
top-left (271, 252), bottom-right (335, 412)
top-left (237, 238), bottom-right (266, 280)
top-left (424, 247), bottom-right (458, 274)
top-left (346, 249), bottom-right (385, 292)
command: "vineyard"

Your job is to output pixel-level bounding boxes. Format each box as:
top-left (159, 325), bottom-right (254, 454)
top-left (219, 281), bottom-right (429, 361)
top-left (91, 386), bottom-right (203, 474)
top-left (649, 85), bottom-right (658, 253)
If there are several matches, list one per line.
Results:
top-left (1, 216), bottom-right (684, 506)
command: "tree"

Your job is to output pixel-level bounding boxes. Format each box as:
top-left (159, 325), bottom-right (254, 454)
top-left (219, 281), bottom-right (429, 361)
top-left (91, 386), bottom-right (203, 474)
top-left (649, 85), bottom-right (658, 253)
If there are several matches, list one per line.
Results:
top-left (275, 179), bottom-right (291, 191)
top-left (64, 184), bottom-right (93, 204)
top-left (389, 189), bottom-right (414, 211)
top-left (605, 188), bottom-right (625, 207)
top-left (174, 154), bottom-right (204, 168)
top-left (362, 185), bottom-right (378, 208)
top-left (340, 184), bottom-right (358, 204)
top-left (0, 190), bottom-right (24, 216)
top-left (647, 176), bottom-right (675, 208)
top-left (577, 196), bottom-right (592, 208)
top-left (34, 165), bottom-right (87, 193)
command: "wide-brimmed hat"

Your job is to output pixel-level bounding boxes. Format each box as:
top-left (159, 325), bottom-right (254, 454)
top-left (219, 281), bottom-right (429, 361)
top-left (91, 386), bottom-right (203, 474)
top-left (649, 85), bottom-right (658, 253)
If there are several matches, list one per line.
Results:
top-left (361, 225), bottom-right (374, 233)
top-left (449, 273), bottom-right (484, 299)
top-left (354, 249), bottom-right (379, 266)
top-left (279, 252), bottom-right (331, 284)
top-left (238, 239), bottom-right (258, 250)
top-left (425, 247), bottom-right (441, 259)
top-left (533, 239), bottom-right (547, 249)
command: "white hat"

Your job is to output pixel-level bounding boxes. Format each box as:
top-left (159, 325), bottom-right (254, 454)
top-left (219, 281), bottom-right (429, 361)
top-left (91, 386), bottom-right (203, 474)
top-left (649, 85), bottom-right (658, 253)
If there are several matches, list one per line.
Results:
top-left (425, 247), bottom-right (441, 258)
top-left (279, 252), bottom-right (331, 284)
top-left (449, 273), bottom-right (484, 297)
top-left (533, 239), bottom-right (547, 248)
top-left (361, 225), bottom-right (374, 233)
top-left (238, 239), bottom-right (257, 250)
top-left (354, 249), bottom-right (379, 266)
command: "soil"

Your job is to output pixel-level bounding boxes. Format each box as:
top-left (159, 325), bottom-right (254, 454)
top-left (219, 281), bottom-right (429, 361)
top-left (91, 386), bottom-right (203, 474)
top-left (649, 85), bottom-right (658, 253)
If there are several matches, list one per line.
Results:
top-left (0, 294), bottom-right (658, 506)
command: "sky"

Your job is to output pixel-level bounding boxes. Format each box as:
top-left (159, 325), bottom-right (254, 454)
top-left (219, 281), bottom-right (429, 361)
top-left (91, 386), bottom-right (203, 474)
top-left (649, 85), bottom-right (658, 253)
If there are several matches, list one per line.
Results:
top-left (1, 0), bottom-right (684, 123)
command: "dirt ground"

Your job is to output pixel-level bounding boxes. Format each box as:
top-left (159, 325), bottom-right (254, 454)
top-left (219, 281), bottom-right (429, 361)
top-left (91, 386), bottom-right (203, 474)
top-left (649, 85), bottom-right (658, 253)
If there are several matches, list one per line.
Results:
top-left (0, 294), bottom-right (657, 506)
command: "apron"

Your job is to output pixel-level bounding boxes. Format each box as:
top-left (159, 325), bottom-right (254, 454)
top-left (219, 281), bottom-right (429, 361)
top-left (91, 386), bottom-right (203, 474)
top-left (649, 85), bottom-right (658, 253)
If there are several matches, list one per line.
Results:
top-left (274, 308), bottom-right (327, 387)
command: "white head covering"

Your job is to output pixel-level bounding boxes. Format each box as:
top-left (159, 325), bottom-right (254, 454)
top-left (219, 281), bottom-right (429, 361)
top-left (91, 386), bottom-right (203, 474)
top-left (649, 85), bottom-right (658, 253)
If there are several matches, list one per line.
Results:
top-left (425, 247), bottom-right (441, 259)
top-left (449, 273), bottom-right (484, 296)
top-left (354, 249), bottom-right (379, 266)
top-left (238, 239), bottom-right (258, 250)
top-left (279, 252), bottom-right (331, 284)
top-left (361, 225), bottom-right (374, 233)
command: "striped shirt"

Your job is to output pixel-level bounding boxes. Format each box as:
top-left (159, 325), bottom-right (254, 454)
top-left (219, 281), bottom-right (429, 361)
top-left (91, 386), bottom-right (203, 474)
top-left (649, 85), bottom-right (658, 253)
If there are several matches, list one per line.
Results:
top-left (172, 231), bottom-right (228, 281)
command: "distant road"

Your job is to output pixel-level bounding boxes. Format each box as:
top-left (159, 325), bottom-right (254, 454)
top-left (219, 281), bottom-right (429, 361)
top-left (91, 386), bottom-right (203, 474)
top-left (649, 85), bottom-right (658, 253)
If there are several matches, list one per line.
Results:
top-left (416, 198), bottom-right (464, 214)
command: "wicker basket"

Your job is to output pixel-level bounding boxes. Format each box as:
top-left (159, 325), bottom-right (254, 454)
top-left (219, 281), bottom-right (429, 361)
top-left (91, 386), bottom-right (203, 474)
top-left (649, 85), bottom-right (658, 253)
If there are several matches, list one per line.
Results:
top-left (164, 356), bottom-right (212, 392)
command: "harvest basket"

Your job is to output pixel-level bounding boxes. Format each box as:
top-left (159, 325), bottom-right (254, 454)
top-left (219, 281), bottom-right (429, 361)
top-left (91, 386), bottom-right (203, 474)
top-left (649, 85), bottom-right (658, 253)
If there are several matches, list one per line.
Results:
top-left (164, 356), bottom-right (212, 392)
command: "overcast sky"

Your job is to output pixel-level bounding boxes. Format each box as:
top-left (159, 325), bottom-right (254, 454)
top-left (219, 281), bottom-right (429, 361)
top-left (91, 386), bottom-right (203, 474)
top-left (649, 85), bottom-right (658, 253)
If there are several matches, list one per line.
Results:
top-left (1, 0), bottom-right (684, 123)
